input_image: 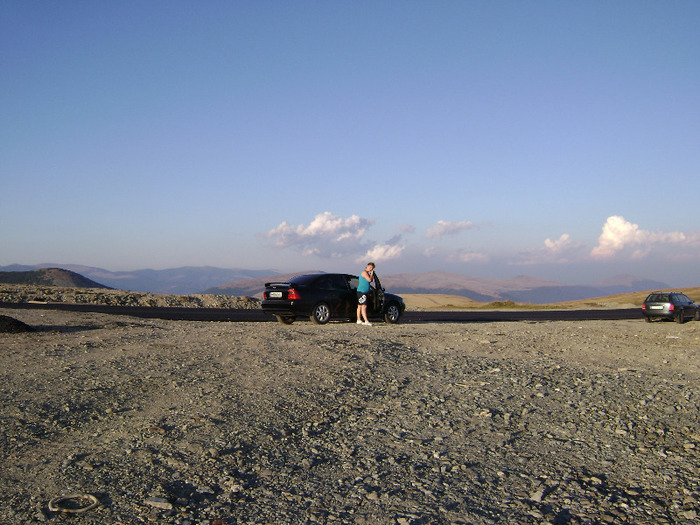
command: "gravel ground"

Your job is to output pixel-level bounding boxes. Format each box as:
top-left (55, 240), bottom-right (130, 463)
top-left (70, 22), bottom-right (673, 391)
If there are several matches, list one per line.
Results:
top-left (1, 307), bottom-right (698, 524)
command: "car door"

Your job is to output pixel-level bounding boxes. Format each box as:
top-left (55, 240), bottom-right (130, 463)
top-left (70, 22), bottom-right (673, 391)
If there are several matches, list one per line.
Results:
top-left (673, 294), bottom-right (684, 311)
top-left (679, 294), bottom-right (694, 315)
top-left (314, 275), bottom-right (345, 318)
top-left (330, 274), bottom-right (355, 319)
top-left (370, 273), bottom-right (385, 313)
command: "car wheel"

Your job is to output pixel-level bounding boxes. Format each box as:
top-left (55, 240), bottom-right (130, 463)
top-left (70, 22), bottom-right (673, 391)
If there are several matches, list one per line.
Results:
top-left (676, 310), bottom-right (685, 324)
top-left (644, 316), bottom-right (652, 323)
top-left (311, 303), bottom-right (331, 324)
top-left (384, 303), bottom-right (401, 324)
top-left (695, 309), bottom-right (700, 321)
top-left (275, 315), bottom-right (294, 325)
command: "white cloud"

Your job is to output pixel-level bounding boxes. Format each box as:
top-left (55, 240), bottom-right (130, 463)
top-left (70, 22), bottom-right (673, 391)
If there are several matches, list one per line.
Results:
top-left (423, 246), bottom-right (489, 264)
top-left (268, 211), bottom-right (373, 244)
top-left (544, 233), bottom-right (574, 254)
top-left (591, 216), bottom-right (696, 259)
top-left (266, 211), bottom-right (375, 258)
top-left (359, 243), bottom-right (405, 263)
top-left (426, 220), bottom-right (474, 240)
top-left (517, 233), bottom-right (586, 265)
top-left (453, 251), bottom-right (489, 264)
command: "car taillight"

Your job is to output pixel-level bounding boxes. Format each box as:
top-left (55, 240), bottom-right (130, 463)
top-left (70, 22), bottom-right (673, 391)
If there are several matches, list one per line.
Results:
top-left (642, 304), bottom-right (646, 311)
top-left (287, 288), bottom-right (300, 300)
top-left (669, 303), bottom-right (674, 311)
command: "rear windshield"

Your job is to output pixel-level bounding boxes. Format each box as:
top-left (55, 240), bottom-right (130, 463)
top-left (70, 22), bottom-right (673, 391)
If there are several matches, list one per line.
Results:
top-left (647, 294), bottom-right (670, 302)
top-left (290, 274), bottom-right (319, 286)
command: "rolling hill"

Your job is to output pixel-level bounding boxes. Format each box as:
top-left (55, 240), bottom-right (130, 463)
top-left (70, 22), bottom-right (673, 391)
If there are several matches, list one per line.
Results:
top-left (0, 264), bottom-right (274, 294)
top-left (0, 268), bottom-right (110, 289)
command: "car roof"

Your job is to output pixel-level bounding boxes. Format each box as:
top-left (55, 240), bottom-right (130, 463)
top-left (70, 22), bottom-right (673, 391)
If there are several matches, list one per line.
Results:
top-left (290, 272), bottom-right (355, 282)
top-left (296, 272), bottom-right (357, 277)
top-left (646, 292), bottom-right (689, 300)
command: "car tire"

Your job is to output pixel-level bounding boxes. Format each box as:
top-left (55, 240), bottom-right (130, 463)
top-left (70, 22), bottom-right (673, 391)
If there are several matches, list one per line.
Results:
top-left (384, 303), bottom-right (401, 324)
top-left (644, 316), bottom-right (652, 323)
top-left (695, 309), bottom-right (700, 321)
top-left (676, 310), bottom-right (685, 324)
top-left (311, 303), bottom-right (331, 324)
top-left (275, 315), bottom-right (295, 325)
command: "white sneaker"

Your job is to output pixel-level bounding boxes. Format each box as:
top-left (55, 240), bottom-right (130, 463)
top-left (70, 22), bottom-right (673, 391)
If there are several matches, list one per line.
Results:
top-left (357, 320), bottom-right (363, 324)
top-left (364, 321), bottom-right (372, 326)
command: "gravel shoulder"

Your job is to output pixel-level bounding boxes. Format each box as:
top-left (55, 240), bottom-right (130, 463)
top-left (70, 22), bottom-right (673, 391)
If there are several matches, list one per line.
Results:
top-left (1, 307), bottom-right (699, 524)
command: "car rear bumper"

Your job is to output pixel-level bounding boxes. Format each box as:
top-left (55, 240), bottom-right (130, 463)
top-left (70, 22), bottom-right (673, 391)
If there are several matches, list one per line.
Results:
top-left (643, 311), bottom-right (673, 318)
top-left (261, 303), bottom-right (297, 317)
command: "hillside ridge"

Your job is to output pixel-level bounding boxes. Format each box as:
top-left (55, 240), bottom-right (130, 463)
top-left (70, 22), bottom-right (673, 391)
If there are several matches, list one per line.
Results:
top-left (0, 268), bottom-right (110, 289)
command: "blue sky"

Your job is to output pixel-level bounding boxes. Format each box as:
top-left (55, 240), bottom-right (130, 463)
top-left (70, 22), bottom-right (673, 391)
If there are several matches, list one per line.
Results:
top-left (2, 1), bottom-right (699, 286)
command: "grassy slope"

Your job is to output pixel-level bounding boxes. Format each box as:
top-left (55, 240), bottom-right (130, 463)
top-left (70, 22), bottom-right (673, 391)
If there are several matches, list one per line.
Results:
top-left (403, 287), bottom-right (700, 310)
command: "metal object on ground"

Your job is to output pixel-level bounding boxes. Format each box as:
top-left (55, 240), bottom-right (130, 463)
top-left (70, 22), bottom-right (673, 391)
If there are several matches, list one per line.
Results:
top-left (48, 494), bottom-right (99, 513)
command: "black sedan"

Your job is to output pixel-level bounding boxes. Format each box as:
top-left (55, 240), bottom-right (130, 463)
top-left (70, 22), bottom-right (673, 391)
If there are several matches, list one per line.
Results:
top-left (262, 272), bottom-right (406, 325)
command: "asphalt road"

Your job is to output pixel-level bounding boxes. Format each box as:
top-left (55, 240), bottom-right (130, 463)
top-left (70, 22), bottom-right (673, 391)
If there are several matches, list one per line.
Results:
top-left (1, 302), bottom-right (642, 323)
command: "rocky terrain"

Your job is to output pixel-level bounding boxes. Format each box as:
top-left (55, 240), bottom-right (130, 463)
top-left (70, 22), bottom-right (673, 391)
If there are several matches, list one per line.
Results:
top-left (0, 284), bottom-right (260, 310)
top-left (1, 305), bottom-right (698, 524)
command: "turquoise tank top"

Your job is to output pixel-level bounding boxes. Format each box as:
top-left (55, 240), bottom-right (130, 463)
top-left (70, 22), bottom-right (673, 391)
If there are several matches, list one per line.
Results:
top-left (358, 273), bottom-right (371, 293)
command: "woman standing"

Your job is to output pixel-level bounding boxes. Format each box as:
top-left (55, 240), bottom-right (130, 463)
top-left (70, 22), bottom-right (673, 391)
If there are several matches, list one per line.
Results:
top-left (356, 262), bottom-right (375, 326)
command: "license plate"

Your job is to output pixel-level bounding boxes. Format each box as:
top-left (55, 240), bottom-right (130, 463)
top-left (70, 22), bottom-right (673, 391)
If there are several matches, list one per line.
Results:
top-left (650, 305), bottom-right (663, 310)
top-left (269, 291), bottom-right (283, 298)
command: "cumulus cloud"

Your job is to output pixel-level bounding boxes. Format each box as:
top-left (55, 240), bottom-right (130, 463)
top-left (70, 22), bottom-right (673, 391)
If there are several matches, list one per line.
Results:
top-left (517, 233), bottom-right (586, 265)
top-left (426, 220), bottom-right (474, 240)
top-left (266, 211), bottom-right (374, 258)
top-left (544, 233), bottom-right (575, 254)
top-left (359, 243), bottom-right (405, 263)
top-left (591, 216), bottom-right (696, 259)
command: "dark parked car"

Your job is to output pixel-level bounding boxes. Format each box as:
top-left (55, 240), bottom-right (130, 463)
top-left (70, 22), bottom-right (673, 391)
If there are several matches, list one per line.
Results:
top-left (642, 291), bottom-right (699, 323)
top-left (262, 272), bottom-right (405, 325)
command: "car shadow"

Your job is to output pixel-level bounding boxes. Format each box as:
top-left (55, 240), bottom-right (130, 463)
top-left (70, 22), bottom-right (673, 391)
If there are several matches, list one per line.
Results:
top-left (33, 324), bottom-right (103, 334)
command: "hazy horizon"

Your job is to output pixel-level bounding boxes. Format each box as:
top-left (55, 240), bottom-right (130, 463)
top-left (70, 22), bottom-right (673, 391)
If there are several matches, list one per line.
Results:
top-left (2, 261), bottom-right (693, 290)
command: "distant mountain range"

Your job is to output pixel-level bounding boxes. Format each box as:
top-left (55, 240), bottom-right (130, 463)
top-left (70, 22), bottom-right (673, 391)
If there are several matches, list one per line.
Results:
top-left (0, 264), bottom-right (672, 304)
top-left (0, 264), bottom-right (274, 295)
top-left (205, 270), bottom-right (670, 304)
